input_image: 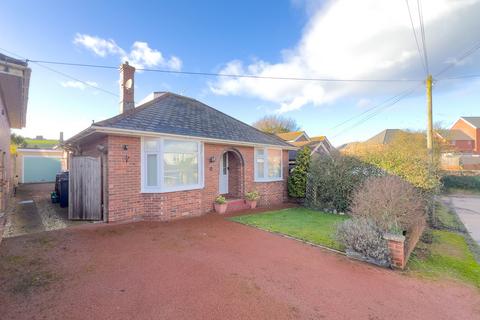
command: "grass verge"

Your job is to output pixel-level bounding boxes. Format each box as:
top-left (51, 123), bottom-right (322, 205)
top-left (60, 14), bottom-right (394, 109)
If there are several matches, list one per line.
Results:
top-left (408, 229), bottom-right (480, 288)
top-left (229, 207), bottom-right (348, 251)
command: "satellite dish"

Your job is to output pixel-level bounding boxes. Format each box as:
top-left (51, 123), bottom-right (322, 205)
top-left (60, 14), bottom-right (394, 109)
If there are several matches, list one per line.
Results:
top-left (125, 78), bottom-right (133, 90)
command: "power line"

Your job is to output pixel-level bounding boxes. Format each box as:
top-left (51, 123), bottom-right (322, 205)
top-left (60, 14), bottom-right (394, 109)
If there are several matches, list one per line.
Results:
top-left (435, 40), bottom-right (480, 77)
top-left (440, 74), bottom-right (480, 80)
top-left (332, 86), bottom-right (420, 138)
top-left (26, 59), bottom-right (422, 83)
top-left (405, 0), bottom-right (427, 76)
top-left (328, 85), bottom-right (421, 131)
top-left (0, 47), bottom-right (118, 97)
top-left (417, 0), bottom-right (430, 75)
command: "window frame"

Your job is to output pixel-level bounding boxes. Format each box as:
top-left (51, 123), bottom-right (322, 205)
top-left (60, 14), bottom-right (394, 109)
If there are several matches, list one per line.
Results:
top-left (141, 136), bottom-right (204, 193)
top-left (254, 147), bottom-right (283, 182)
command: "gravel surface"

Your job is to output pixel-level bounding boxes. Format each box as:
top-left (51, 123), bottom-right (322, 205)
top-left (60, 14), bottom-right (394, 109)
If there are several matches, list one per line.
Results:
top-left (1, 212), bottom-right (479, 319)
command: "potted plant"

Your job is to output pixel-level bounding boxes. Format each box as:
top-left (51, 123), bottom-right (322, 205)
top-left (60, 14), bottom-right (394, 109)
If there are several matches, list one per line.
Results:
top-left (214, 195), bottom-right (228, 214)
top-left (245, 190), bottom-right (260, 209)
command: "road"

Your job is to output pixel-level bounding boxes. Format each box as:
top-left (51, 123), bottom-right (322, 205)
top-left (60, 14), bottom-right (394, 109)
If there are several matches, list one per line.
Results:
top-left (443, 195), bottom-right (480, 244)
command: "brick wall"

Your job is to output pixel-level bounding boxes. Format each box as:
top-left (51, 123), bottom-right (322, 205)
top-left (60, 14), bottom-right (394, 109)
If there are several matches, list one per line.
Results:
top-left (101, 135), bottom-right (288, 222)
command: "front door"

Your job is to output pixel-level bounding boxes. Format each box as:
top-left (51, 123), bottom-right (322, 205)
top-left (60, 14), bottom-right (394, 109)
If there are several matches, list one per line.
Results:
top-left (219, 152), bottom-right (228, 194)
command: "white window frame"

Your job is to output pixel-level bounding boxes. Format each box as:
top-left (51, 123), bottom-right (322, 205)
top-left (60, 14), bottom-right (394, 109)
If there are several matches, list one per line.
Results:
top-left (254, 147), bottom-right (283, 182)
top-left (141, 136), bottom-right (204, 193)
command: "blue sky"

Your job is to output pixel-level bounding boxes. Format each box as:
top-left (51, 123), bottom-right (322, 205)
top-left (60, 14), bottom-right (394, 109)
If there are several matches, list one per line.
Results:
top-left (2, 0), bottom-right (480, 146)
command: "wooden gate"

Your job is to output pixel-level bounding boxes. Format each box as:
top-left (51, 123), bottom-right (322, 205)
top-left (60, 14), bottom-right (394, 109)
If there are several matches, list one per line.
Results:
top-left (68, 156), bottom-right (102, 220)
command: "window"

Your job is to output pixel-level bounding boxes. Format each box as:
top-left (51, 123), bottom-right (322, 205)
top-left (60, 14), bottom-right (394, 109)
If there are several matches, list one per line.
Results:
top-left (255, 148), bottom-right (283, 181)
top-left (142, 137), bottom-right (203, 192)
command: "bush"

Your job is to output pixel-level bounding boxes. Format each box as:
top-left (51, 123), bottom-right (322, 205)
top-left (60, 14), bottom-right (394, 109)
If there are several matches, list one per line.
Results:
top-left (336, 218), bottom-right (391, 265)
top-left (441, 175), bottom-right (480, 192)
top-left (245, 190), bottom-right (260, 201)
top-left (350, 175), bottom-right (426, 233)
top-left (305, 154), bottom-right (384, 212)
top-left (215, 195), bottom-right (226, 204)
top-left (345, 131), bottom-right (441, 192)
top-left (288, 146), bottom-right (311, 198)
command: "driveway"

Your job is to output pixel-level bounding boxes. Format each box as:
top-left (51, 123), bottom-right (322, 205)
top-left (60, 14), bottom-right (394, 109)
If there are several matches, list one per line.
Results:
top-left (442, 195), bottom-right (480, 244)
top-left (1, 214), bottom-right (479, 320)
top-left (3, 183), bottom-right (87, 238)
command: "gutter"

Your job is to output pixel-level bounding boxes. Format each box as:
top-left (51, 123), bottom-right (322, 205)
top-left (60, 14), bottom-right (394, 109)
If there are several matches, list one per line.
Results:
top-left (66, 125), bottom-right (298, 150)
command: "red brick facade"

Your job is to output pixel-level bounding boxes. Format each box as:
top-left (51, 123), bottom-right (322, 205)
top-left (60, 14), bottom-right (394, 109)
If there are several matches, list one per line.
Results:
top-left (451, 118), bottom-right (480, 154)
top-left (79, 135), bottom-right (289, 222)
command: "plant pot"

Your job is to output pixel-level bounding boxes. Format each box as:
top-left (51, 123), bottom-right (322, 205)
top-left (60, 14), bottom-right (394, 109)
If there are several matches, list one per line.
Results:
top-left (246, 200), bottom-right (257, 209)
top-left (214, 202), bottom-right (228, 214)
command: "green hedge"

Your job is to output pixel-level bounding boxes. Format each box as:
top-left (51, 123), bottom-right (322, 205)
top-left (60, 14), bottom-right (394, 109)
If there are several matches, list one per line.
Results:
top-left (441, 175), bottom-right (480, 191)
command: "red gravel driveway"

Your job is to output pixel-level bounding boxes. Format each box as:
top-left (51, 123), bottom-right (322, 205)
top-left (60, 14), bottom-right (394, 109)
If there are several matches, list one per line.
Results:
top-left (1, 213), bottom-right (479, 320)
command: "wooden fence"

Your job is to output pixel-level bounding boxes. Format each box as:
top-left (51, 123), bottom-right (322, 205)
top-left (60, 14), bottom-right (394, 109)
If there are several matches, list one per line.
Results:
top-left (68, 156), bottom-right (102, 220)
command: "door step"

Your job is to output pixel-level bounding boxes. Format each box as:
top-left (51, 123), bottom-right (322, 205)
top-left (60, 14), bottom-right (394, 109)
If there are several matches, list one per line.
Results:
top-left (225, 198), bottom-right (250, 212)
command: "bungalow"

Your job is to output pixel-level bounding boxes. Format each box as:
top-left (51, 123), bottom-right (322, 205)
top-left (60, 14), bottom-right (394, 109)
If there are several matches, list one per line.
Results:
top-left (64, 63), bottom-right (295, 222)
top-left (276, 131), bottom-right (335, 170)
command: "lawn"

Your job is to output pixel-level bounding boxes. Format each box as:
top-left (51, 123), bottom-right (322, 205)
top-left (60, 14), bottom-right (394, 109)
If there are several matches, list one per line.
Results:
top-left (230, 207), bottom-right (348, 251)
top-left (408, 230), bottom-right (480, 288)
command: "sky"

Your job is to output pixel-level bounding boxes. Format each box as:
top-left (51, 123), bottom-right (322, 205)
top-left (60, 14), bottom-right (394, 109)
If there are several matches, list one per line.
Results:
top-left (1, 0), bottom-right (480, 146)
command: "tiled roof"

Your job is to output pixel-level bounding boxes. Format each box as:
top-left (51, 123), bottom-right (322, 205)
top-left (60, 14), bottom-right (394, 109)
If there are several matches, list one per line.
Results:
top-left (365, 129), bottom-right (403, 144)
top-left (276, 131), bottom-right (305, 141)
top-left (461, 117), bottom-right (480, 128)
top-left (94, 92), bottom-right (291, 147)
top-left (310, 136), bottom-right (325, 141)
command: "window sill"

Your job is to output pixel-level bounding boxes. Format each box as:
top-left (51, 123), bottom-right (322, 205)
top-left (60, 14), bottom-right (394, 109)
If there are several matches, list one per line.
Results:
top-left (254, 178), bottom-right (283, 183)
top-left (141, 184), bottom-right (204, 194)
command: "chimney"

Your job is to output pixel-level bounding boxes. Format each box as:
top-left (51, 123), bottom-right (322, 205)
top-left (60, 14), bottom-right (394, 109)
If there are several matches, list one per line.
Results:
top-left (119, 61), bottom-right (135, 113)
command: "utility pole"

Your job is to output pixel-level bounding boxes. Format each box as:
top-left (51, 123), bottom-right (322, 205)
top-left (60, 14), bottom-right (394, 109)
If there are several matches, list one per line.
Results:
top-left (426, 74), bottom-right (433, 161)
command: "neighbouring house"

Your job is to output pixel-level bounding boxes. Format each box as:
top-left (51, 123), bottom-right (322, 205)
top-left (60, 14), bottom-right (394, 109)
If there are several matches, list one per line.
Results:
top-left (436, 117), bottom-right (480, 154)
top-left (14, 133), bottom-right (67, 183)
top-left (0, 53), bottom-right (31, 211)
top-left (364, 129), bottom-right (405, 145)
top-left (276, 131), bottom-right (336, 170)
top-left (436, 117), bottom-right (480, 170)
top-left (64, 62), bottom-right (295, 222)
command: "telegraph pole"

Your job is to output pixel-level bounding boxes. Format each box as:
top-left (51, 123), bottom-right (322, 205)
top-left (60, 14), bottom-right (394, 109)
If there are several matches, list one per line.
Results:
top-left (426, 74), bottom-right (433, 161)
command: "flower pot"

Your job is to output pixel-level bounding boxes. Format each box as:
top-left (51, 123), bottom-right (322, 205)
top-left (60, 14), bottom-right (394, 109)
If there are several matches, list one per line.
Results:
top-left (246, 200), bottom-right (257, 209)
top-left (214, 202), bottom-right (228, 214)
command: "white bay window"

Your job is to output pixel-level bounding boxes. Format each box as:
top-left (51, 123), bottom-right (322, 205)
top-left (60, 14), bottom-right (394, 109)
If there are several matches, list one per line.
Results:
top-left (142, 137), bottom-right (203, 192)
top-left (255, 148), bottom-right (283, 181)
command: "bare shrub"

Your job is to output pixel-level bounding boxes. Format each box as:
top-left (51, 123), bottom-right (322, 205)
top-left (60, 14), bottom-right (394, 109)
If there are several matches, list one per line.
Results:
top-left (350, 175), bottom-right (426, 233)
top-left (336, 218), bottom-right (390, 264)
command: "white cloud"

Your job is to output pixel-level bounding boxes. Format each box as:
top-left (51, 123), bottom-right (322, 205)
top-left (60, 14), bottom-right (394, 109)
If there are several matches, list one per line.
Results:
top-left (210, 0), bottom-right (480, 113)
top-left (74, 34), bottom-right (182, 70)
top-left (60, 80), bottom-right (98, 90)
top-left (73, 34), bottom-right (125, 57)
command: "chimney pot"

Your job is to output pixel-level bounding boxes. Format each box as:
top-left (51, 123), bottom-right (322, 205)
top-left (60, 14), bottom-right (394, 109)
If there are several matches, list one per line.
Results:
top-left (120, 62), bottom-right (135, 113)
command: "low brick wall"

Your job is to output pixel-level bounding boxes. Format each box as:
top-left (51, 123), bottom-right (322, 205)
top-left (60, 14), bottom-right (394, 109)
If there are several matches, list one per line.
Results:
top-left (384, 233), bottom-right (406, 269)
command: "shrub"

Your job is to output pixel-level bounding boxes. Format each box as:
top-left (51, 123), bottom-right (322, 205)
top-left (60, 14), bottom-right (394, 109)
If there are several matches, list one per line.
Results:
top-left (245, 190), bottom-right (260, 201)
top-left (350, 175), bottom-right (425, 234)
top-left (350, 175), bottom-right (426, 234)
top-left (344, 131), bottom-right (441, 192)
top-left (215, 195), bottom-right (226, 204)
top-left (288, 146), bottom-right (311, 198)
top-left (441, 175), bottom-right (480, 192)
top-left (336, 218), bottom-right (391, 264)
top-left (305, 154), bottom-right (384, 212)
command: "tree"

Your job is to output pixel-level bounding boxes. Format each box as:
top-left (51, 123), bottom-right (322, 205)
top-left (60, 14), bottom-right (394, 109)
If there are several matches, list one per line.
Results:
top-left (10, 133), bottom-right (27, 147)
top-left (288, 146), bottom-right (311, 198)
top-left (252, 115), bottom-right (300, 134)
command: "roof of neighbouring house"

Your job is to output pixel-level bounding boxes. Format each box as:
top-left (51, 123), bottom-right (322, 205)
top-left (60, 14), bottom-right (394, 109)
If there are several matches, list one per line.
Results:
top-left (90, 92), bottom-right (292, 147)
top-left (437, 129), bottom-right (473, 141)
top-left (365, 129), bottom-right (404, 145)
top-left (310, 136), bottom-right (325, 141)
top-left (276, 131), bottom-right (306, 141)
top-left (461, 117), bottom-right (480, 128)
